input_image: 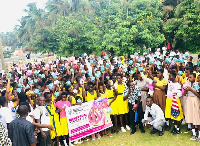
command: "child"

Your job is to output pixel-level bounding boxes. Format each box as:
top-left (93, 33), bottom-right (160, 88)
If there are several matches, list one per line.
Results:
top-left (183, 73), bottom-right (200, 141)
top-left (114, 74), bottom-right (130, 132)
top-left (55, 92), bottom-right (71, 146)
top-left (34, 96), bottom-right (51, 146)
top-left (149, 68), bottom-right (167, 112)
top-left (44, 92), bottom-right (62, 146)
top-left (83, 82), bottom-right (97, 102)
top-left (165, 72), bottom-right (183, 134)
top-left (105, 80), bottom-right (118, 133)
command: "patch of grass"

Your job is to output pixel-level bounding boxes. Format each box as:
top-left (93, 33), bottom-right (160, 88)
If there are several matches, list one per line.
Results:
top-left (81, 125), bottom-right (199, 146)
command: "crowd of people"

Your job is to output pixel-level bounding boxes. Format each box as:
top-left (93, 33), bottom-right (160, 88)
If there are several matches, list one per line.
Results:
top-left (0, 49), bottom-right (200, 146)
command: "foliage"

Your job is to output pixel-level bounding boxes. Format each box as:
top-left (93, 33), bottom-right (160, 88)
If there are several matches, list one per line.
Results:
top-left (0, 32), bottom-right (21, 48)
top-left (1, 0), bottom-right (200, 55)
top-left (12, 0), bottom-right (166, 56)
top-left (163, 0), bottom-right (200, 52)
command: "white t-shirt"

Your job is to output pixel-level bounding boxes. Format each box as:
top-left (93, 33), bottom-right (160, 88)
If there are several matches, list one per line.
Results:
top-left (26, 114), bottom-right (34, 123)
top-left (33, 106), bottom-right (50, 131)
top-left (8, 101), bottom-right (16, 120)
top-left (0, 107), bottom-right (13, 131)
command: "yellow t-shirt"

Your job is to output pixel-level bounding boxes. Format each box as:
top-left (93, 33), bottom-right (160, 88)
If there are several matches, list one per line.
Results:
top-left (154, 77), bottom-right (168, 90)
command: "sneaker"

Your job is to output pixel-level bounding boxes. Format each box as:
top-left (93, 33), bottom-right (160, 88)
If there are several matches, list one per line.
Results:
top-left (121, 127), bottom-right (126, 133)
top-left (165, 125), bottom-right (170, 131)
top-left (74, 140), bottom-right (78, 145)
top-left (84, 138), bottom-right (89, 142)
top-left (115, 130), bottom-right (119, 134)
top-left (126, 125), bottom-right (131, 131)
top-left (77, 140), bottom-right (83, 144)
top-left (140, 128), bottom-right (145, 133)
top-left (92, 134), bottom-right (95, 140)
top-left (184, 128), bottom-right (191, 134)
top-left (158, 128), bottom-right (164, 136)
top-left (176, 130), bottom-right (182, 134)
top-left (130, 129), bottom-right (136, 135)
top-left (150, 128), bottom-right (157, 135)
top-left (97, 133), bottom-right (101, 139)
top-left (171, 127), bottom-right (176, 133)
top-left (190, 135), bottom-right (197, 141)
top-left (181, 119), bottom-right (186, 125)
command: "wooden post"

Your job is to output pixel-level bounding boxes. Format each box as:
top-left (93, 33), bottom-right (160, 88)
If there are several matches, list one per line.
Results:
top-left (0, 37), bottom-right (6, 71)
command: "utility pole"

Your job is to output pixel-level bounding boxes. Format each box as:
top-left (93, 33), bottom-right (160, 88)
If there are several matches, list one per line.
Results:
top-left (0, 37), bottom-right (6, 71)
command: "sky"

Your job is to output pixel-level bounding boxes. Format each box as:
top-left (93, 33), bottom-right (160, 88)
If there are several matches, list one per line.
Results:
top-left (0, 0), bottom-right (47, 33)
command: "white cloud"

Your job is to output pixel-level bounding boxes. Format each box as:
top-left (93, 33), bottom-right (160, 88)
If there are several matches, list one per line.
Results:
top-left (0, 0), bottom-right (47, 33)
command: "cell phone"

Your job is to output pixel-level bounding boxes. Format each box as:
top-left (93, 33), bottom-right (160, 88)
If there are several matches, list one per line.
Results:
top-left (80, 79), bottom-right (84, 84)
top-left (110, 80), bottom-right (113, 86)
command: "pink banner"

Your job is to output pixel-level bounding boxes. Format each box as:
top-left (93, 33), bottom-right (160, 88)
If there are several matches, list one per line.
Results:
top-left (66, 98), bottom-right (113, 142)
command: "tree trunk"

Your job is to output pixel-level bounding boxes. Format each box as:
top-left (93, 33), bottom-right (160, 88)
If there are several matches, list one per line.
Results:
top-left (0, 37), bottom-right (6, 71)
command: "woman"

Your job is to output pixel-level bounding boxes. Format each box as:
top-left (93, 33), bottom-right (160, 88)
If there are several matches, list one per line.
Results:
top-left (134, 73), bottom-right (148, 112)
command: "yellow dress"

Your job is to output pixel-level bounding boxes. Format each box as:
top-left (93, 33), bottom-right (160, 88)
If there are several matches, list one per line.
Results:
top-left (100, 92), bottom-right (106, 98)
top-left (105, 89), bottom-right (117, 115)
top-left (165, 97), bottom-right (184, 121)
top-left (116, 84), bottom-right (126, 115)
top-left (45, 102), bottom-right (62, 139)
top-left (60, 117), bottom-right (68, 136)
top-left (85, 90), bottom-right (97, 102)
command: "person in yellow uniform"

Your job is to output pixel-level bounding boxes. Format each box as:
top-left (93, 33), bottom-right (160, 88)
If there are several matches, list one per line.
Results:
top-left (114, 74), bottom-right (130, 132)
top-left (65, 86), bottom-right (77, 105)
top-left (105, 80), bottom-right (118, 133)
top-left (44, 92), bottom-right (62, 146)
top-left (149, 68), bottom-right (167, 112)
top-left (82, 81), bottom-right (100, 140)
top-left (73, 83), bottom-right (84, 102)
top-left (83, 82), bottom-right (98, 102)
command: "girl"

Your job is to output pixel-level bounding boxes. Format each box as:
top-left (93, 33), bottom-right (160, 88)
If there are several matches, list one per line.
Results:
top-left (82, 82), bottom-right (98, 102)
top-left (165, 72), bottom-right (183, 134)
top-left (105, 80), bottom-right (118, 133)
top-left (55, 92), bottom-right (71, 146)
top-left (114, 74), bottom-right (130, 132)
top-left (65, 86), bottom-right (77, 106)
top-left (97, 83), bottom-right (109, 137)
top-left (183, 73), bottom-right (200, 141)
top-left (149, 68), bottom-right (167, 112)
